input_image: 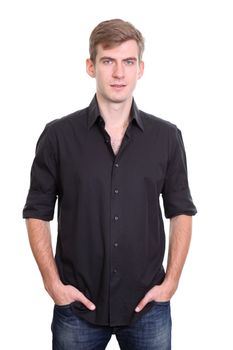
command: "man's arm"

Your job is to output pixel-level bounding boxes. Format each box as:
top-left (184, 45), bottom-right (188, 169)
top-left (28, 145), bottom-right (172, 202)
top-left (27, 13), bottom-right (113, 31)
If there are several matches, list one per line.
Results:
top-left (26, 218), bottom-right (96, 310)
top-left (135, 214), bottom-right (192, 312)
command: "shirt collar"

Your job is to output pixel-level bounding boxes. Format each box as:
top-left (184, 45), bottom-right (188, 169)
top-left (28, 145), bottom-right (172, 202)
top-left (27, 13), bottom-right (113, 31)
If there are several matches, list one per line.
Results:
top-left (87, 95), bottom-right (144, 132)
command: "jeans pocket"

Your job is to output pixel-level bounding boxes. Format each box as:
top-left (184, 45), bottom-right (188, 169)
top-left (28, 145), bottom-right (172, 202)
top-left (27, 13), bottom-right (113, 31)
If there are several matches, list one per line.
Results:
top-left (54, 303), bottom-right (73, 309)
top-left (54, 302), bottom-right (75, 318)
top-left (154, 300), bottom-right (170, 305)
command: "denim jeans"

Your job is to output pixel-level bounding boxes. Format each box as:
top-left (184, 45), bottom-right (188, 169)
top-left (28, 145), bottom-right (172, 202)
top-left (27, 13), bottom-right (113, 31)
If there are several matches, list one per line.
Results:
top-left (51, 301), bottom-right (171, 350)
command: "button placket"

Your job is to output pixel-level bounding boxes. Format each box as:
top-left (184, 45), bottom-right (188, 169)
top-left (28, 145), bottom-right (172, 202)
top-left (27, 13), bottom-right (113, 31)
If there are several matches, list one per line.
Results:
top-left (109, 142), bottom-right (130, 324)
top-left (110, 158), bottom-right (121, 282)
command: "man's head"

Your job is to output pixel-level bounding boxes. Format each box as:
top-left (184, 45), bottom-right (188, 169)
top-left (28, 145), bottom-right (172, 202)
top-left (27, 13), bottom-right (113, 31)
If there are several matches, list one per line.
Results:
top-left (89, 19), bottom-right (145, 64)
top-left (86, 19), bottom-right (145, 105)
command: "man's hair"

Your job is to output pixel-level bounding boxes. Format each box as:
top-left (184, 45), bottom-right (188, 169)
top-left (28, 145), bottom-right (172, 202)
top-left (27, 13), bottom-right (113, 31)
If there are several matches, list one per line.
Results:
top-left (89, 19), bottom-right (145, 63)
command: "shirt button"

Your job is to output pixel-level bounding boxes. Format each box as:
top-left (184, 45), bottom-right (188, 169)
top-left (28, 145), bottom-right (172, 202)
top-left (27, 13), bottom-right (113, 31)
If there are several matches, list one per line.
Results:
top-left (113, 269), bottom-right (117, 274)
top-left (114, 242), bottom-right (118, 248)
top-left (115, 163), bottom-right (119, 167)
top-left (105, 138), bottom-right (110, 143)
top-left (114, 189), bottom-right (119, 194)
top-left (114, 215), bottom-right (119, 221)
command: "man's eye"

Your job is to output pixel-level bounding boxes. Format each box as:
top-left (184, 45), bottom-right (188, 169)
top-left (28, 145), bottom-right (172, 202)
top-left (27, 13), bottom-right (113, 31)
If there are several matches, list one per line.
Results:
top-left (125, 60), bottom-right (135, 65)
top-left (103, 59), bottom-right (113, 65)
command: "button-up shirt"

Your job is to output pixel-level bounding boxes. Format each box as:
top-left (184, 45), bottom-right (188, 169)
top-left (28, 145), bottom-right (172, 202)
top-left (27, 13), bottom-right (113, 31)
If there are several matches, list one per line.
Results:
top-left (23, 95), bottom-right (197, 326)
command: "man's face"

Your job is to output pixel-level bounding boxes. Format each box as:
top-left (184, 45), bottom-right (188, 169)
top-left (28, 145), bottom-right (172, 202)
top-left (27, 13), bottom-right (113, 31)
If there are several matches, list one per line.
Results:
top-left (86, 40), bottom-right (144, 104)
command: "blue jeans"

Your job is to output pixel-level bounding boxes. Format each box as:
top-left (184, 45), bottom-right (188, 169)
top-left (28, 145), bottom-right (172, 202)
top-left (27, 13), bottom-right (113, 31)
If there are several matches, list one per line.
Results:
top-left (51, 301), bottom-right (171, 349)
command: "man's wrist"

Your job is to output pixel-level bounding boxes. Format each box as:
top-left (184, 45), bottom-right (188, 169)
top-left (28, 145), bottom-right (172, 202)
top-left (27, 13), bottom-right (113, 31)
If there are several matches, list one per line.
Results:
top-left (43, 277), bottom-right (63, 297)
top-left (162, 277), bottom-right (179, 296)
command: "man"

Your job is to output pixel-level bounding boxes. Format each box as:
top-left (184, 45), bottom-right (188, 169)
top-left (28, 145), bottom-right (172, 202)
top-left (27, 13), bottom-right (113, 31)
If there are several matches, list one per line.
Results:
top-left (23, 19), bottom-right (197, 349)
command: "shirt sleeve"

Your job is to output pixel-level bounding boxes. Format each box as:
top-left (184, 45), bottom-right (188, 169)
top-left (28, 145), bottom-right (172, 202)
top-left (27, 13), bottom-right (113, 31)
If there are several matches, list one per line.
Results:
top-left (22, 124), bottom-right (58, 221)
top-left (162, 126), bottom-right (197, 218)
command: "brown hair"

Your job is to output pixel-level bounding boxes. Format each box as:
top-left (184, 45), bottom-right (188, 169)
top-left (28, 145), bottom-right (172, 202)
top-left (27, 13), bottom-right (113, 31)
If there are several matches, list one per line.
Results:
top-left (89, 19), bottom-right (145, 63)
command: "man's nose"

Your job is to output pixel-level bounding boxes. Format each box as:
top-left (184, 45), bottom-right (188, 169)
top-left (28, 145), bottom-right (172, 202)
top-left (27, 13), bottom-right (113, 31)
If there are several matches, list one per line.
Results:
top-left (112, 62), bottom-right (125, 78)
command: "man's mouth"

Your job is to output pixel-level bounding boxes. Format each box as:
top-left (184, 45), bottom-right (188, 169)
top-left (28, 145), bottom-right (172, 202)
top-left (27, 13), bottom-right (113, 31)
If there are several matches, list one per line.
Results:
top-left (110, 83), bottom-right (126, 88)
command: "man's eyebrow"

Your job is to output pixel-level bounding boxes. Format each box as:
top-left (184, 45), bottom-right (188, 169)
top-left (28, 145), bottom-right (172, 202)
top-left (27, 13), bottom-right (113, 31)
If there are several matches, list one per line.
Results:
top-left (99, 56), bottom-right (115, 61)
top-left (123, 57), bottom-right (137, 61)
top-left (99, 56), bottom-right (138, 62)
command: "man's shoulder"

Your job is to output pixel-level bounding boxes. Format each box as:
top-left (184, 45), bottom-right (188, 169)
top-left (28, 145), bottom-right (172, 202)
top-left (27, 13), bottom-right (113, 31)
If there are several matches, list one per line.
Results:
top-left (139, 110), bottom-right (177, 133)
top-left (45, 107), bottom-right (88, 131)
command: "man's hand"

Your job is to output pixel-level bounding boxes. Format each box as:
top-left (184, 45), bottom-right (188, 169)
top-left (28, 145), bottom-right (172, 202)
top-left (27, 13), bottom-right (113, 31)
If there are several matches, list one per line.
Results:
top-left (46, 280), bottom-right (96, 311)
top-left (135, 280), bottom-right (177, 313)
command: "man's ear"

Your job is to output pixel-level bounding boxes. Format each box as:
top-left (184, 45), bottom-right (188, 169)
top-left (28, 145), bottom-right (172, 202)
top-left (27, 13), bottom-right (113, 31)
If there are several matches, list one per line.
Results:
top-left (137, 61), bottom-right (144, 80)
top-left (86, 58), bottom-right (96, 78)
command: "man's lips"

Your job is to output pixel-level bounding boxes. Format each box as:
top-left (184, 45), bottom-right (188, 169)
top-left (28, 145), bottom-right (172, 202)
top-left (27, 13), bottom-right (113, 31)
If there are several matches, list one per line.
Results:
top-left (110, 83), bottom-right (126, 88)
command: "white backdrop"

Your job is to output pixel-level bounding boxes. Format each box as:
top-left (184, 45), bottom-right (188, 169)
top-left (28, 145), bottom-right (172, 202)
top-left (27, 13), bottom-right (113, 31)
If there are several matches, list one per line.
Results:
top-left (1, 0), bottom-right (232, 349)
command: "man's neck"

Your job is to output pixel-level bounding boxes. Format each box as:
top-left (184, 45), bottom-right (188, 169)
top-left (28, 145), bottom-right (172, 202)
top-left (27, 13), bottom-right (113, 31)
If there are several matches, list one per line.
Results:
top-left (96, 93), bottom-right (132, 130)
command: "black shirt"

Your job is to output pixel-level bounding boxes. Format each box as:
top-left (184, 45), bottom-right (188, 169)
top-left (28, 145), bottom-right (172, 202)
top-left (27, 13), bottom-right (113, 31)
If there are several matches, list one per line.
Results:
top-left (23, 95), bottom-right (197, 327)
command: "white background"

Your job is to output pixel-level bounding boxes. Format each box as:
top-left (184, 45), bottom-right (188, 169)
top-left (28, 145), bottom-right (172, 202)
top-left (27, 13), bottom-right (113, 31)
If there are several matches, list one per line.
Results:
top-left (1, 0), bottom-right (232, 349)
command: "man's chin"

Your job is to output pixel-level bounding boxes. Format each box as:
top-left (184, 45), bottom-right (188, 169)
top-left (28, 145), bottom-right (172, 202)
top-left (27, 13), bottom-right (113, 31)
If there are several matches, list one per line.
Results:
top-left (104, 94), bottom-right (131, 104)
top-left (96, 90), bottom-right (133, 104)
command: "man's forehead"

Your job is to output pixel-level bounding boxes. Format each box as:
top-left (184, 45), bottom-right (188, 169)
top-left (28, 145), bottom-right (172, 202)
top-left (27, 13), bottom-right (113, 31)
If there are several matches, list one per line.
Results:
top-left (96, 40), bottom-right (139, 58)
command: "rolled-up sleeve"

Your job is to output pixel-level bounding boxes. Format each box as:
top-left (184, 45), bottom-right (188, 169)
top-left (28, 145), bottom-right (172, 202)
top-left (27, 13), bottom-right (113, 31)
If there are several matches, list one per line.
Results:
top-left (162, 127), bottom-right (197, 218)
top-left (23, 124), bottom-right (58, 221)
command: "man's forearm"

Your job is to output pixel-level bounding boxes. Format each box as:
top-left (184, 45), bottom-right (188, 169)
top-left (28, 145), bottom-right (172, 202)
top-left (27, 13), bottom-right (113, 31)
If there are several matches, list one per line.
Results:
top-left (164, 214), bottom-right (192, 291)
top-left (26, 218), bottom-right (61, 292)
top-left (135, 214), bottom-right (192, 311)
top-left (25, 218), bottom-right (96, 309)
